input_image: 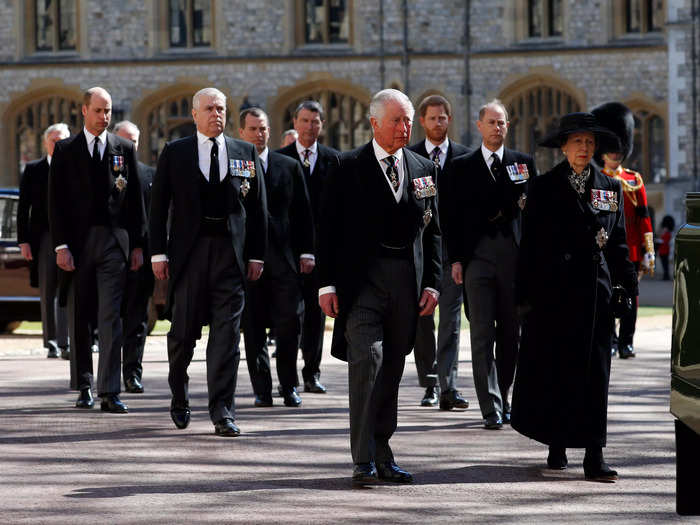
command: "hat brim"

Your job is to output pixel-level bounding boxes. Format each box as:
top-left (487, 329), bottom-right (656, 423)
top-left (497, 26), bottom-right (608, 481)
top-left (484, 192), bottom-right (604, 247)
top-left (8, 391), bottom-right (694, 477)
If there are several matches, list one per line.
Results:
top-left (538, 126), bottom-right (620, 149)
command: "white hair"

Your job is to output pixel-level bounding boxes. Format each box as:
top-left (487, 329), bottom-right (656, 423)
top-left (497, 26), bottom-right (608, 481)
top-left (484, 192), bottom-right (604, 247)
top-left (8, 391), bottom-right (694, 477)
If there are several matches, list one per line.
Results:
top-left (113, 120), bottom-right (140, 137)
top-left (43, 122), bottom-right (70, 141)
top-left (193, 87), bottom-right (226, 110)
top-left (369, 89), bottom-right (414, 124)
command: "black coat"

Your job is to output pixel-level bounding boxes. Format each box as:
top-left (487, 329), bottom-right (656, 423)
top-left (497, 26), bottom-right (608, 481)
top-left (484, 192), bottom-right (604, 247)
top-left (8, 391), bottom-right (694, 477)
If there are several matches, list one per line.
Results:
top-left (137, 161), bottom-right (155, 259)
top-left (445, 147), bottom-right (536, 266)
top-left (318, 141), bottom-right (442, 361)
top-left (264, 150), bottom-right (314, 272)
top-left (17, 157), bottom-right (50, 287)
top-left (511, 160), bottom-right (638, 448)
top-left (149, 134), bottom-right (267, 315)
top-left (49, 132), bottom-right (144, 262)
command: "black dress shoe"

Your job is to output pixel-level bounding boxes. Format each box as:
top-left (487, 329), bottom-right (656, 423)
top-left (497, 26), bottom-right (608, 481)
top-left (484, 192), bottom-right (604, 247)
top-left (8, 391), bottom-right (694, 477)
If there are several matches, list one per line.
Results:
top-left (303, 378), bottom-right (327, 393)
top-left (439, 389), bottom-right (469, 410)
top-left (352, 462), bottom-right (378, 486)
top-left (60, 346), bottom-right (70, 360)
top-left (75, 388), bottom-right (94, 409)
top-left (503, 410), bottom-right (511, 424)
top-left (420, 385), bottom-right (439, 407)
top-left (124, 377), bottom-right (144, 394)
top-left (547, 446), bottom-right (568, 469)
top-left (254, 394), bottom-right (273, 407)
top-left (214, 418), bottom-right (241, 437)
top-left (100, 394), bottom-right (128, 413)
top-left (281, 387), bottom-right (302, 407)
top-left (484, 412), bottom-right (503, 429)
top-left (170, 402), bottom-right (191, 429)
top-left (584, 447), bottom-right (618, 482)
top-left (46, 340), bottom-right (60, 358)
top-left (618, 344), bottom-right (636, 359)
top-left (376, 461), bottom-right (413, 483)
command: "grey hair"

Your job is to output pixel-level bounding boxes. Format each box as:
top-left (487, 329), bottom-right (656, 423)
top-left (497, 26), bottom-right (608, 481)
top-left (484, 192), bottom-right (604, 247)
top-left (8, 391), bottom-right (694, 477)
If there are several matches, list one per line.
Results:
top-left (281, 129), bottom-right (298, 140)
top-left (43, 122), bottom-right (70, 141)
top-left (369, 89), bottom-right (414, 124)
top-left (478, 99), bottom-right (509, 122)
top-left (193, 87), bottom-right (227, 110)
top-left (113, 120), bottom-right (139, 137)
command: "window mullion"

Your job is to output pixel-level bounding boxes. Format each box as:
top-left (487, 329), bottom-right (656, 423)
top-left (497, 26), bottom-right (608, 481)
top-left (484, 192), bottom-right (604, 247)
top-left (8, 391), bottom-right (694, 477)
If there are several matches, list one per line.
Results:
top-left (324, 0), bottom-right (330, 44)
top-left (53, 1), bottom-right (60, 51)
top-left (187, 0), bottom-right (193, 48)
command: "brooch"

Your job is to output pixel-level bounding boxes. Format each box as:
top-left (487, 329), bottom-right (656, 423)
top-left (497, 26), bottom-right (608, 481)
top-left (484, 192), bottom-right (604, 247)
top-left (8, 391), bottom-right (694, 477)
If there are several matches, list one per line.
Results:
top-left (115, 174), bottom-right (127, 192)
top-left (596, 227), bottom-right (608, 249)
top-left (423, 208), bottom-right (433, 225)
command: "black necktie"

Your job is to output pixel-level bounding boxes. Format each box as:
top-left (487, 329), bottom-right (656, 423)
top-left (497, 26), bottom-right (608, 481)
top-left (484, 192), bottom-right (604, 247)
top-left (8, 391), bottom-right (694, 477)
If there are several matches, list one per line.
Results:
top-left (92, 138), bottom-right (100, 162)
top-left (490, 153), bottom-right (502, 179)
top-left (209, 137), bottom-right (220, 184)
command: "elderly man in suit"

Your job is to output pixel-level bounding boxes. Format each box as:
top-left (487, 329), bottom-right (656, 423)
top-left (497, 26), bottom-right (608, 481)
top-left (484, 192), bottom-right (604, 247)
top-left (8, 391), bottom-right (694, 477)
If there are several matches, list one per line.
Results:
top-left (49, 87), bottom-right (145, 413)
top-left (18, 122), bottom-right (71, 359)
top-left (277, 101), bottom-right (339, 395)
top-left (150, 87), bottom-right (267, 437)
top-left (409, 95), bottom-right (470, 410)
top-left (114, 120), bottom-right (155, 394)
top-left (239, 107), bottom-right (314, 408)
top-left (319, 89), bottom-right (441, 486)
top-left (447, 99), bottom-right (537, 429)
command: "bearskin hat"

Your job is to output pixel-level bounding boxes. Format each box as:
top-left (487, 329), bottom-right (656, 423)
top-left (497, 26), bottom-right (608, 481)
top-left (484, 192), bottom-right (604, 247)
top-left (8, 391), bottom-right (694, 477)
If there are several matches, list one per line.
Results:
top-left (590, 102), bottom-right (635, 165)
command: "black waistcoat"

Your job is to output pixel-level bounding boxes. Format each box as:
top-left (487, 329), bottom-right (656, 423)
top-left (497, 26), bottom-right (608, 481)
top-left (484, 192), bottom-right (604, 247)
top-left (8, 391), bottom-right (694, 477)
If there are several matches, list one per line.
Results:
top-left (378, 171), bottom-right (413, 249)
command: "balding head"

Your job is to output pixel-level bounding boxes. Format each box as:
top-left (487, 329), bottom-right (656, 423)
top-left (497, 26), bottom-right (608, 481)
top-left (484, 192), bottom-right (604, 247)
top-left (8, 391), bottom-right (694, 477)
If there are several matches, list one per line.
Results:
top-left (82, 87), bottom-right (112, 136)
top-left (114, 120), bottom-right (140, 150)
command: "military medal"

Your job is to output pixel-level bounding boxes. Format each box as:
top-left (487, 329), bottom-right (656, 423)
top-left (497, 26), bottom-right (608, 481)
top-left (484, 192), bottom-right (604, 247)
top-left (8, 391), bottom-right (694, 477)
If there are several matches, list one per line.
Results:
top-left (230, 159), bottom-right (256, 178)
top-left (112, 155), bottom-right (124, 172)
top-left (423, 208), bottom-right (433, 225)
top-left (596, 227), bottom-right (608, 249)
top-left (591, 189), bottom-right (618, 212)
top-left (114, 174), bottom-right (127, 192)
top-left (412, 176), bottom-right (437, 199)
top-left (506, 163), bottom-right (529, 183)
top-left (241, 179), bottom-right (250, 197)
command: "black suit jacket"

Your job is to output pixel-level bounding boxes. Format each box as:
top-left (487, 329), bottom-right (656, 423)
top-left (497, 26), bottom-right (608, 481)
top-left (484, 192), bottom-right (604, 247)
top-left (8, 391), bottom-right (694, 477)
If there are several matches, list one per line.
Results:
top-left (49, 132), bottom-right (144, 262)
top-left (276, 141), bottom-right (340, 244)
top-left (17, 157), bottom-right (51, 287)
top-left (318, 141), bottom-right (442, 361)
top-left (446, 147), bottom-right (537, 266)
top-left (408, 139), bottom-right (470, 245)
top-left (137, 161), bottom-right (155, 259)
top-left (149, 134), bottom-right (268, 310)
top-left (264, 150), bottom-right (314, 272)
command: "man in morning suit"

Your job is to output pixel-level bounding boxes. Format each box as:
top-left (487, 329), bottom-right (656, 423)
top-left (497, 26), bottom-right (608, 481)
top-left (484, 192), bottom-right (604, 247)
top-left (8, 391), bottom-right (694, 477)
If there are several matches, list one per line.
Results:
top-left (115, 120), bottom-right (155, 394)
top-left (150, 88), bottom-right (267, 437)
top-left (18, 122), bottom-right (71, 359)
top-left (49, 87), bottom-right (145, 413)
top-left (409, 95), bottom-right (470, 409)
top-left (447, 99), bottom-right (537, 429)
top-left (277, 100), bottom-right (339, 395)
top-left (319, 89), bottom-right (441, 485)
top-left (239, 108), bottom-right (315, 408)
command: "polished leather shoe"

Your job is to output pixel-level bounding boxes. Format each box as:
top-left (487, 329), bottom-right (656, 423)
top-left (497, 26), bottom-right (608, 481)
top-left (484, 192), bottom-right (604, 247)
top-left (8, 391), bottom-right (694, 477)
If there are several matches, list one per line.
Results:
top-left (352, 462), bottom-right (378, 486)
top-left (547, 446), bottom-right (568, 469)
top-left (214, 418), bottom-right (241, 437)
top-left (124, 376), bottom-right (144, 394)
top-left (281, 387), bottom-right (302, 407)
top-left (170, 402), bottom-right (191, 429)
top-left (584, 448), bottom-right (618, 482)
top-left (420, 385), bottom-right (439, 407)
top-left (618, 344), bottom-right (636, 359)
top-left (303, 378), bottom-right (327, 394)
top-left (46, 340), bottom-right (60, 358)
top-left (75, 388), bottom-right (94, 409)
top-left (484, 412), bottom-right (503, 429)
top-left (60, 346), bottom-right (70, 360)
top-left (376, 461), bottom-right (413, 483)
top-left (439, 389), bottom-right (469, 410)
top-left (100, 394), bottom-right (128, 413)
top-left (254, 394), bottom-right (273, 407)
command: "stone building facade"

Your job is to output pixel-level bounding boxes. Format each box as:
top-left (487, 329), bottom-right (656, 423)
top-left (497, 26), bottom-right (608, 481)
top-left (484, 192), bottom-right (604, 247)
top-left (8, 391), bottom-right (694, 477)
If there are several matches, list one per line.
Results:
top-left (0, 0), bottom-right (697, 226)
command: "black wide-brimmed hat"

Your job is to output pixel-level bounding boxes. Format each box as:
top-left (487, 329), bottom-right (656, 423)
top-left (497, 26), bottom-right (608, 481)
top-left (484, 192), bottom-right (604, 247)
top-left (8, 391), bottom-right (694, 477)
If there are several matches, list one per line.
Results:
top-left (590, 102), bottom-right (635, 164)
top-left (538, 112), bottom-right (620, 149)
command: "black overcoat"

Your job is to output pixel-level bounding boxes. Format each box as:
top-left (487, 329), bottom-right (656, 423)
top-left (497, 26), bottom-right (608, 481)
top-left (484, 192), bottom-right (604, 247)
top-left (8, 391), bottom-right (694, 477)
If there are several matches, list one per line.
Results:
top-left (511, 160), bottom-right (637, 448)
top-left (17, 157), bottom-right (50, 287)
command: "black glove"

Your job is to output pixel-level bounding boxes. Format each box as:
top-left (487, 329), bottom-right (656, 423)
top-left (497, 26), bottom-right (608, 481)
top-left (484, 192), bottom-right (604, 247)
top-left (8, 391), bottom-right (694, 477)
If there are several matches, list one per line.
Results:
top-left (610, 285), bottom-right (633, 319)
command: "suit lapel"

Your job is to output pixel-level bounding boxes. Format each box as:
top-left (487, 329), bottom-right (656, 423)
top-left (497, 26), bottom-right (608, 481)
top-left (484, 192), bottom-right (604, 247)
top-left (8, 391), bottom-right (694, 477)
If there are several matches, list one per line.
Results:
top-left (75, 132), bottom-right (92, 186)
top-left (224, 135), bottom-right (243, 194)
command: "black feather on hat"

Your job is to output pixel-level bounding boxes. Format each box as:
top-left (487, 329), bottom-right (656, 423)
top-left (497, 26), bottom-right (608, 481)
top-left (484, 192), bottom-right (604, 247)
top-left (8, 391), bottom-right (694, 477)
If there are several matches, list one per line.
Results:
top-left (590, 102), bottom-right (635, 165)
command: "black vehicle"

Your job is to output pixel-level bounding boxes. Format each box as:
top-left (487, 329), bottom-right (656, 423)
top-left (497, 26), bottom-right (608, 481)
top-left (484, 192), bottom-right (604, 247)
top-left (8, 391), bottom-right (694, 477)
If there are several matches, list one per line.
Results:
top-left (0, 188), bottom-right (40, 332)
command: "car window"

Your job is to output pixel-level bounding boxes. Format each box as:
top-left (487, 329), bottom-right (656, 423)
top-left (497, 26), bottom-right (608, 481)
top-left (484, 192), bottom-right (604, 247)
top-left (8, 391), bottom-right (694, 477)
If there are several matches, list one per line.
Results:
top-left (0, 196), bottom-right (18, 242)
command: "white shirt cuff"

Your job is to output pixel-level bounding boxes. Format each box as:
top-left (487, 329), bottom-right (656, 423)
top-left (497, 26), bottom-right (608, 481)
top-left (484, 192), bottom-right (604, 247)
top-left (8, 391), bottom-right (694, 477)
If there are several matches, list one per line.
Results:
top-left (151, 254), bottom-right (168, 263)
top-left (249, 259), bottom-right (264, 264)
top-left (424, 287), bottom-right (440, 299)
top-left (55, 244), bottom-right (68, 252)
top-left (319, 286), bottom-right (336, 297)
top-left (300, 254), bottom-right (315, 261)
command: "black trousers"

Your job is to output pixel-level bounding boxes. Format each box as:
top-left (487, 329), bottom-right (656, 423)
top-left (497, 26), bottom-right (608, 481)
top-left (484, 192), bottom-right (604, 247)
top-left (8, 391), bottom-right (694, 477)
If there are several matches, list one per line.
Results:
top-left (121, 259), bottom-right (154, 382)
top-left (345, 256), bottom-right (417, 464)
top-left (167, 235), bottom-right (244, 423)
top-left (243, 252), bottom-right (303, 395)
top-left (300, 269), bottom-right (325, 383)
top-left (69, 226), bottom-right (126, 395)
top-left (38, 231), bottom-right (68, 348)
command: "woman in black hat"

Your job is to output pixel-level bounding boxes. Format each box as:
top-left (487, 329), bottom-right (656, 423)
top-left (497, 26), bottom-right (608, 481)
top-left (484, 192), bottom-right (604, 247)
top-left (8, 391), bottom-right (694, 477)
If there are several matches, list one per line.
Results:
top-left (511, 112), bottom-right (638, 482)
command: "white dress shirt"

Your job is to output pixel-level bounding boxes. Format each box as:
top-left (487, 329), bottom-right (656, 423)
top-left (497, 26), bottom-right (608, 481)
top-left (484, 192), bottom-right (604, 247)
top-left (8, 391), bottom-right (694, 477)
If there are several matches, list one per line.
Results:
top-left (372, 138), bottom-right (405, 204)
top-left (47, 155), bottom-right (52, 166)
top-left (295, 140), bottom-right (318, 173)
top-left (197, 131), bottom-right (227, 181)
top-left (481, 142), bottom-right (505, 175)
top-left (425, 137), bottom-right (449, 170)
